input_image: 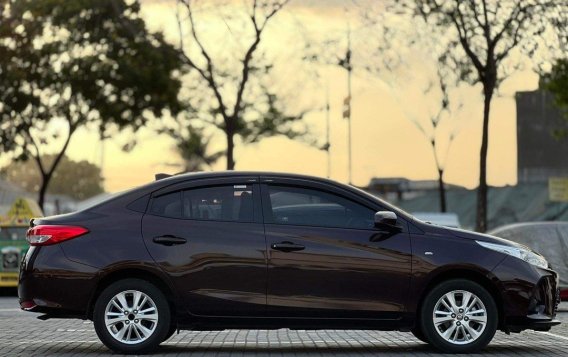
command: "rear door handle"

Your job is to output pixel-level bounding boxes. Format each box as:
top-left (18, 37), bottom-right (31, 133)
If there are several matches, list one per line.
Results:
top-left (153, 235), bottom-right (187, 246)
top-left (271, 241), bottom-right (305, 252)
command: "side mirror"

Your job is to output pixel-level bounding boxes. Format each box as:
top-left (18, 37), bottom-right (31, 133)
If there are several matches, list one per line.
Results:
top-left (374, 211), bottom-right (398, 228)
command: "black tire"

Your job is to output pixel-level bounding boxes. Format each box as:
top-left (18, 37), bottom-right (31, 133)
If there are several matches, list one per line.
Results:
top-left (163, 323), bottom-right (177, 342)
top-left (93, 279), bottom-right (171, 355)
top-left (410, 327), bottom-right (428, 343)
top-left (420, 279), bottom-right (498, 354)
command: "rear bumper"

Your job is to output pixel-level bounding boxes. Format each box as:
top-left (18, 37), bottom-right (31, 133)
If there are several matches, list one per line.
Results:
top-left (18, 245), bottom-right (97, 318)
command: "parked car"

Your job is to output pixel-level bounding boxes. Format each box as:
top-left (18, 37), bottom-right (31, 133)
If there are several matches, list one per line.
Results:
top-left (488, 221), bottom-right (568, 301)
top-left (19, 172), bottom-right (560, 354)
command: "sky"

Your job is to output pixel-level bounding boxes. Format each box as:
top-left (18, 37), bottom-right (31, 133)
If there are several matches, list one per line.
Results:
top-left (34, 0), bottom-right (541, 193)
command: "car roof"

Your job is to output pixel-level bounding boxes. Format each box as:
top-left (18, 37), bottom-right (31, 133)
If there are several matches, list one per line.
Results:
top-left (81, 171), bottom-right (413, 222)
top-left (154, 171), bottom-right (339, 184)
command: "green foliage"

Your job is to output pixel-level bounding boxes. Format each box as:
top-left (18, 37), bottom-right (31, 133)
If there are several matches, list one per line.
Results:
top-left (0, 0), bottom-right (183, 208)
top-left (544, 58), bottom-right (568, 118)
top-left (1, 155), bottom-right (104, 200)
top-left (0, 0), bottom-right (183, 141)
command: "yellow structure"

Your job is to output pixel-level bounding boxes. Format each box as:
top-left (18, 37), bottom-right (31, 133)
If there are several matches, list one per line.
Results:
top-left (549, 177), bottom-right (568, 202)
top-left (0, 198), bottom-right (43, 287)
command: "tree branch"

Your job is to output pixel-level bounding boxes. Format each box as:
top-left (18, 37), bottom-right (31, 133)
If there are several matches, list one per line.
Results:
top-left (490, 2), bottom-right (524, 48)
top-left (233, 0), bottom-right (289, 118)
top-left (451, 5), bottom-right (486, 75)
top-left (178, 0), bottom-right (229, 119)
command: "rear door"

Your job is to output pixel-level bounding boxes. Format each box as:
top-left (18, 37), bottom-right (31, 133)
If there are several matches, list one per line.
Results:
top-left (142, 176), bottom-right (268, 317)
top-left (261, 177), bottom-right (412, 319)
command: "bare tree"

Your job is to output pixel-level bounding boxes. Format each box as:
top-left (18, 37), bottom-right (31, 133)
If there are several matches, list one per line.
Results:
top-left (359, 4), bottom-right (465, 212)
top-left (397, 0), bottom-right (568, 231)
top-left (401, 67), bottom-right (465, 212)
top-left (176, 0), bottom-right (307, 170)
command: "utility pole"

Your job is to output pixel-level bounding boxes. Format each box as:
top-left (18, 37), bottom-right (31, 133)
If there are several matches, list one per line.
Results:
top-left (340, 24), bottom-right (353, 185)
top-left (325, 82), bottom-right (331, 179)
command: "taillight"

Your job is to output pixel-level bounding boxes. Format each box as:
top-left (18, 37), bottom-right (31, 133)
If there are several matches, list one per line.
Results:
top-left (26, 225), bottom-right (89, 246)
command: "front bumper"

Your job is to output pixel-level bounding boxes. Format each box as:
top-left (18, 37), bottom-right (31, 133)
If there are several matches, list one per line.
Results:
top-left (492, 256), bottom-right (560, 332)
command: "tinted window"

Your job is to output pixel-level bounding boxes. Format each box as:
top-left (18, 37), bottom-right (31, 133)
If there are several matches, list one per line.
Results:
top-left (149, 191), bottom-right (182, 218)
top-left (267, 185), bottom-right (375, 229)
top-left (182, 185), bottom-right (254, 222)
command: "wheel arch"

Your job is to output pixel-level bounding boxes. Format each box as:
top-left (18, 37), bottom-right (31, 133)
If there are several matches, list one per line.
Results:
top-left (416, 267), bottom-right (505, 330)
top-left (87, 267), bottom-right (178, 322)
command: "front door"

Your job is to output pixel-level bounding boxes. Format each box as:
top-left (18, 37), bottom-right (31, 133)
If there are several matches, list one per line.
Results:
top-left (261, 178), bottom-right (412, 319)
top-left (142, 177), bottom-right (267, 317)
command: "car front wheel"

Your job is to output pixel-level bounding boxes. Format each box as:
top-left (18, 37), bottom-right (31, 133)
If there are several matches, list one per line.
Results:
top-left (93, 279), bottom-right (171, 354)
top-left (420, 279), bottom-right (498, 353)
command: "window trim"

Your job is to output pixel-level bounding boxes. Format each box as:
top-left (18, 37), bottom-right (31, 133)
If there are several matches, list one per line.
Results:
top-left (146, 177), bottom-right (263, 224)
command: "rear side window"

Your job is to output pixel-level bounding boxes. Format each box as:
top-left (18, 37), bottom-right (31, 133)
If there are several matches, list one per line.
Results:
top-left (183, 185), bottom-right (253, 222)
top-left (148, 184), bottom-right (254, 223)
top-left (266, 185), bottom-right (375, 229)
top-left (149, 192), bottom-right (182, 218)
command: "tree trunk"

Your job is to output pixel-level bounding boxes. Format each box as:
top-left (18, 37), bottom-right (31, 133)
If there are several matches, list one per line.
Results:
top-left (437, 168), bottom-right (447, 213)
top-left (226, 129), bottom-right (235, 170)
top-left (475, 83), bottom-right (494, 232)
top-left (38, 173), bottom-right (51, 213)
top-left (33, 122), bottom-right (75, 213)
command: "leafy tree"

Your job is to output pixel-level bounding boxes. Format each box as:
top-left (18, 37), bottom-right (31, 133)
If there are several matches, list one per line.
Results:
top-left (543, 58), bottom-right (568, 136)
top-left (0, 0), bottom-right (183, 210)
top-left (400, 0), bottom-right (568, 231)
top-left (1, 155), bottom-right (104, 200)
top-left (175, 0), bottom-right (308, 170)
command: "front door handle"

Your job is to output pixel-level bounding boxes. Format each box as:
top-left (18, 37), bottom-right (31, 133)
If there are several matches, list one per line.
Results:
top-left (271, 241), bottom-right (305, 252)
top-left (153, 235), bottom-right (187, 246)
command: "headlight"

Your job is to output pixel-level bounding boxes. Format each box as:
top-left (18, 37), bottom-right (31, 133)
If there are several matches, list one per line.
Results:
top-left (476, 241), bottom-right (548, 269)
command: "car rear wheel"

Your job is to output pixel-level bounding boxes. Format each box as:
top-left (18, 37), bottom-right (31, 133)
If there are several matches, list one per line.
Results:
top-left (420, 279), bottom-right (498, 353)
top-left (93, 279), bottom-right (170, 354)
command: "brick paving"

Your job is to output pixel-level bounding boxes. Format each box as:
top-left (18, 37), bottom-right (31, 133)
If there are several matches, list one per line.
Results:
top-left (1, 295), bottom-right (567, 356)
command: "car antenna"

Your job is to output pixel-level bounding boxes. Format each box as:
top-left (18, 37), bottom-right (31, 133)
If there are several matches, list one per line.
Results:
top-left (155, 173), bottom-right (172, 181)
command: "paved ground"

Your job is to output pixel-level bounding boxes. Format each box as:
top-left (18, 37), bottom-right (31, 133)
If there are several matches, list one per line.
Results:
top-left (1, 290), bottom-right (568, 356)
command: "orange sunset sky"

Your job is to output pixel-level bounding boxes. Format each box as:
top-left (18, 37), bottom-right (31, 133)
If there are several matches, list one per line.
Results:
top-left (14, 0), bottom-right (543, 193)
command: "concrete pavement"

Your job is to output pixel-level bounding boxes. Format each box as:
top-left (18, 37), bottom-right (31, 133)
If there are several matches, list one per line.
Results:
top-left (1, 295), bottom-right (567, 356)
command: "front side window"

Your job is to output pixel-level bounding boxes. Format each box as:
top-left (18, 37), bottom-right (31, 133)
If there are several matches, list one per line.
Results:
top-left (267, 185), bottom-right (375, 229)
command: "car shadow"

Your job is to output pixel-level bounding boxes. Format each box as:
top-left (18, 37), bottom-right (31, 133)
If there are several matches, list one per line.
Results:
top-left (21, 342), bottom-right (553, 356)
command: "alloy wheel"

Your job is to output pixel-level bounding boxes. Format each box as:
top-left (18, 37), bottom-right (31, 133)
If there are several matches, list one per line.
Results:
top-left (432, 289), bottom-right (487, 345)
top-left (104, 290), bottom-right (159, 345)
